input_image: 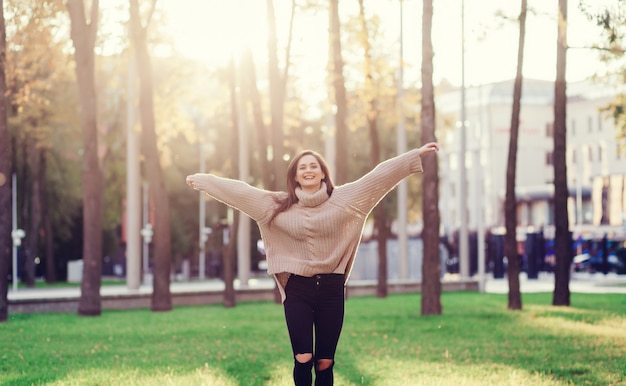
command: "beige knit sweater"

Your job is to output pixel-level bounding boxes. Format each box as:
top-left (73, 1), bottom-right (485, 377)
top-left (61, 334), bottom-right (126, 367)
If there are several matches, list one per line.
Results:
top-left (191, 149), bottom-right (424, 302)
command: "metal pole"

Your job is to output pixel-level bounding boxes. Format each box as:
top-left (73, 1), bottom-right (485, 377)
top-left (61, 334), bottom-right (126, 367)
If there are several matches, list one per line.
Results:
top-left (237, 85), bottom-right (250, 288)
top-left (126, 54), bottom-right (141, 290)
top-left (459, 0), bottom-right (470, 279)
top-left (475, 137), bottom-right (485, 292)
top-left (477, 85), bottom-right (486, 292)
top-left (142, 182), bottom-right (149, 281)
top-left (199, 143), bottom-right (206, 280)
top-left (576, 145), bottom-right (582, 225)
top-left (397, 0), bottom-right (408, 279)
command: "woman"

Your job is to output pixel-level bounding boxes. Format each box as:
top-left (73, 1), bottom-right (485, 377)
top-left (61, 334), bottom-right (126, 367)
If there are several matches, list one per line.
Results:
top-left (186, 142), bottom-right (439, 386)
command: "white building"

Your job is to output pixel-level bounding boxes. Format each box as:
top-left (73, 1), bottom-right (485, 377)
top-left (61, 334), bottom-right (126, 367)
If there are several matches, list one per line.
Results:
top-left (436, 78), bottom-right (626, 242)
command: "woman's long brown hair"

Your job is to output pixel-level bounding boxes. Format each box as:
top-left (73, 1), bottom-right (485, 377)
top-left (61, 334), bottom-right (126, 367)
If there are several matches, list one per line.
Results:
top-left (269, 150), bottom-right (334, 224)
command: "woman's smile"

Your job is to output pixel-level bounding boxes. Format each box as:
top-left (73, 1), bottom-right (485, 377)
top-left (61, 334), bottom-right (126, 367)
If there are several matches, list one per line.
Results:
top-left (295, 154), bottom-right (325, 193)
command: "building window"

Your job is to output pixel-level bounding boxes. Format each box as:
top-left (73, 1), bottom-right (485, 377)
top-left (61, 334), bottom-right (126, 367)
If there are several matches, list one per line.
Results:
top-left (570, 119), bottom-right (576, 136)
top-left (546, 151), bottom-right (553, 166)
top-left (546, 122), bottom-right (554, 138)
top-left (588, 146), bottom-right (593, 162)
top-left (598, 145), bottom-right (603, 162)
top-left (588, 116), bottom-right (593, 133)
top-left (572, 148), bottom-right (577, 164)
top-left (598, 113), bottom-right (603, 132)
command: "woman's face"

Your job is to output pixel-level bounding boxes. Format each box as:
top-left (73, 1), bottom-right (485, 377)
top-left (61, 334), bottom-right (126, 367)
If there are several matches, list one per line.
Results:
top-left (295, 154), bottom-right (325, 193)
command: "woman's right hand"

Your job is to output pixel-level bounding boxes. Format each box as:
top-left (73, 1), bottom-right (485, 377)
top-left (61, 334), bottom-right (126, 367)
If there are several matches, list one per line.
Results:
top-left (417, 142), bottom-right (439, 156)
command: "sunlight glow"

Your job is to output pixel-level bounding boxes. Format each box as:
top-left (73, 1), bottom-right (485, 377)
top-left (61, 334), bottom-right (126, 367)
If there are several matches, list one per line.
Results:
top-left (143, 0), bottom-right (609, 116)
top-left (158, 0), bottom-right (268, 67)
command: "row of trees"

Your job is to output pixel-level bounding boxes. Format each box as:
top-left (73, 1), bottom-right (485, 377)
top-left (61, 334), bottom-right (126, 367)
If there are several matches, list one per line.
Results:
top-left (0, 0), bottom-right (623, 322)
top-left (0, 0), bottom-right (439, 321)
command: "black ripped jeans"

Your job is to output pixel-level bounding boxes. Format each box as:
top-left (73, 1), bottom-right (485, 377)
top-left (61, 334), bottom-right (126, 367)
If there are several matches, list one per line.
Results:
top-left (283, 273), bottom-right (345, 386)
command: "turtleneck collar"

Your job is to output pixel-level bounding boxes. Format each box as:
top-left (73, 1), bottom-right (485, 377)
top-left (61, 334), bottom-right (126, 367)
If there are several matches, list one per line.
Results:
top-left (295, 182), bottom-right (329, 207)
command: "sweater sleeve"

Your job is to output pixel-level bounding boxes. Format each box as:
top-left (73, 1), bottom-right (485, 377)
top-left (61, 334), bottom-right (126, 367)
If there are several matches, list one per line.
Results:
top-left (335, 149), bottom-right (424, 215)
top-left (190, 173), bottom-right (278, 223)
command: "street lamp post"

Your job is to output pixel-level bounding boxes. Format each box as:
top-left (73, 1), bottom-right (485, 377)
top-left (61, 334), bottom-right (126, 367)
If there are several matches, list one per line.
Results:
top-left (459, 0), bottom-right (470, 279)
top-left (397, 0), bottom-right (409, 279)
top-left (198, 143), bottom-right (209, 280)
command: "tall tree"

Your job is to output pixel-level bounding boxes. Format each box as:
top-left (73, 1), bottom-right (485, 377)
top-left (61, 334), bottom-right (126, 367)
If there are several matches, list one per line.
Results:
top-left (67, 0), bottom-right (104, 316)
top-left (420, 0), bottom-right (442, 315)
top-left (6, 0), bottom-right (68, 288)
top-left (222, 54), bottom-right (240, 308)
top-left (266, 0), bottom-right (294, 191)
top-left (242, 48), bottom-right (272, 190)
top-left (329, 0), bottom-right (348, 185)
top-left (552, 0), bottom-right (571, 306)
top-left (129, 0), bottom-right (172, 312)
top-left (41, 151), bottom-right (57, 283)
top-left (504, 0), bottom-right (528, 311)
top-left (265, 0), bottom-right (296, 304)
top-left (23, 147), bottom-right (42, 287)
top-left (0, 0), bottom-right (11, 323)
top-left (356, 0), bottom-right (389, 298)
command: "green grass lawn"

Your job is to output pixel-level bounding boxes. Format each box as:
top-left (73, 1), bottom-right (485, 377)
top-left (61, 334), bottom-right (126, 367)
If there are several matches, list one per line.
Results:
top-left (2, 292), bottom-right (625, 386)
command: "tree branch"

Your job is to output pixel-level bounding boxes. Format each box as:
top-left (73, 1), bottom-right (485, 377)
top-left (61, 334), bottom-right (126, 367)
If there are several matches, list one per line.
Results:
top-left (568, 44), bottom-right (626, 54)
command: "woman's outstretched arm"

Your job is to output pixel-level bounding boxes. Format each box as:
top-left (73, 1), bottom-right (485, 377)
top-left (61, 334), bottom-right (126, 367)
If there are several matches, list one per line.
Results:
top-left (186, 173), bottom-right (278, 223)
top-left (334, 142), bottom-right (439, 214)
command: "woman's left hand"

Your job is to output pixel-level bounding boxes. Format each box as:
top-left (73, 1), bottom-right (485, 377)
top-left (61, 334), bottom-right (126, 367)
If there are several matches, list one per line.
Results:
top-left (417, 142), bottom-right (439, 156)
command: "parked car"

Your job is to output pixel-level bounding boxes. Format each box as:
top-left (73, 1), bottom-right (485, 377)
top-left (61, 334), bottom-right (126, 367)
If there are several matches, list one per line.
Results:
top-left (573, 252), bottom-right (626, 274)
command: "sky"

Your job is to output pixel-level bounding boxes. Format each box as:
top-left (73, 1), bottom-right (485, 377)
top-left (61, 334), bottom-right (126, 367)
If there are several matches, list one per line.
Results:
top-left (94, 0), bottom-right (614, 119)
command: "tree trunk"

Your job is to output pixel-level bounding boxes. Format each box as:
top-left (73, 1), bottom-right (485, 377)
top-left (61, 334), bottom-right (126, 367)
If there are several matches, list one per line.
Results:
top-left (356, 0), bottom-right (388, 298)
top-left (41, 151), bottom-right (56, 283)
top-left (266, 0), bottom-right (294, 191)
top-left (0, 0), bottom-right (11, 323)
top-left (223, 213), bottom-right (238, 308)
top-left (67, 0), bottom-right (103, 317)
top-left (129, 0), bottom-right (172, 312)
top-left (241, 48), bottom-right (272, 190)
top-left (420, 0), bottom-right (442, 316)
top-left (24, 146), bottom-right (41, 287)
top-left (375, 207), bottom-right (389, 298)
top-left (329, 0), bottom-right (348, 185)
top-left (266, 0), bottom-right (295, 303)
top-left (553, 0), bottom-right (571, 306)
top-left (223, 55), bottom-right (240, 307)
top-left (505, 0), bottom-right (527, 311)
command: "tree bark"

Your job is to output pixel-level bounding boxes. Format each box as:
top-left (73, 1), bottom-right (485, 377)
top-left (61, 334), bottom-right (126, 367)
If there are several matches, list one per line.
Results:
top-left (504, 0), bottom-right (527, 311)
top-left (329, 0), bottom-right (348, 185)
top-left (41, 151), bottom-right (57, 283)
top-left (553, 0), bottom-right (571, 306)
top-left (0, 0), bottom-right (11, 323)
top-left (129, 0), bottom-right (172, 312)
top-left (24, 146), bottom-right (41, 287)
top-left (356, 0), bottom-right (388, 298)
top-left (241, 48), bottom-right (272, 190)
top-left (223, 55), bottom-right (240, 307)
top-left (67, 0), bottom-right (103, 317)
top-left (223, 213), bottom-right (238, 308)
top-left (266, 0), bottom-right (283, 190)
top-left (420, 0), bottom-right (442, 316)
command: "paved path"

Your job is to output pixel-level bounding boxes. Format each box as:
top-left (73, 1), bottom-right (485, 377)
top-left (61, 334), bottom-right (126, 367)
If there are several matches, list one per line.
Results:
top-left (7, 272), bottom-right (626, 301)
top-left (484, 271), bottom-right (626, 294)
